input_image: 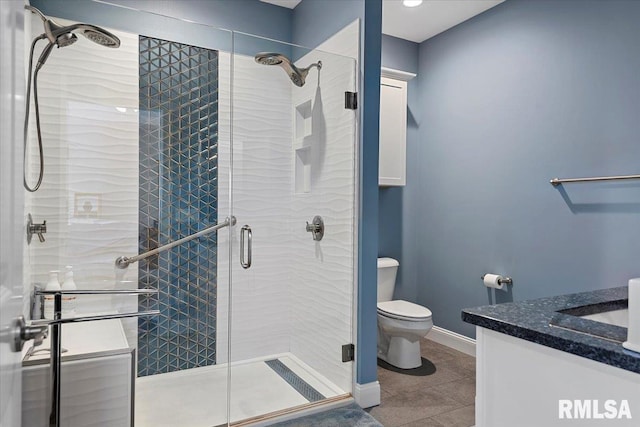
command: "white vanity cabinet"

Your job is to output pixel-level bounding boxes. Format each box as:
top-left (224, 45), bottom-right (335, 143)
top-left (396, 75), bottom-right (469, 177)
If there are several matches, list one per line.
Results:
top-left (475, 327), bottom-right (640, 427)
top-left (379, 68), bottom-right (416, 187)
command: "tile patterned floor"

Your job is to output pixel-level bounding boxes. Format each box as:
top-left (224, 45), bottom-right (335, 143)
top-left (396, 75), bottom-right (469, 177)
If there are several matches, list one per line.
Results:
top-left (367, 339), bottom-right (476, 427)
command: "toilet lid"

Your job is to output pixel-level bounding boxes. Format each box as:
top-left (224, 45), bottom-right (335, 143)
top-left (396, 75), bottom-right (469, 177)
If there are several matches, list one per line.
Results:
top-left (377, 300), bottom-right (432, 321)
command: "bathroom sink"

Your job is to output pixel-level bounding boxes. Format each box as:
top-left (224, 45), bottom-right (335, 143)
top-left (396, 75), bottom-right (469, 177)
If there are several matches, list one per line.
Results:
top-left (549, 299), bottom-right (628, 343)
top-left (580, 308), bottom-right (628, 328)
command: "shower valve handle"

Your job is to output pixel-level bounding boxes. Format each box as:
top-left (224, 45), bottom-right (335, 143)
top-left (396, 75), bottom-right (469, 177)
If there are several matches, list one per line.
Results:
top-left (32, 220), bottom-right (47, 242)
top-left (27, 213), bottom-right (47, 244)
top-left (306, 216), bottom-right (324, 241)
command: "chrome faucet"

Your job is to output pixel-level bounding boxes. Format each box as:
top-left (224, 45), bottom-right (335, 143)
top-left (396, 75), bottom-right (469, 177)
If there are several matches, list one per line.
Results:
top-left (306, 216), bottom-right (324, 241)
top-left (27, 213), bottom-right (47, 244)
top-left (24, 325), bottom-right (51, 359)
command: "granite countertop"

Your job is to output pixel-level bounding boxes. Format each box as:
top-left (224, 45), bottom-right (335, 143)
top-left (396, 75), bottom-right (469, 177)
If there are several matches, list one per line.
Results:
top-left (462, 286), bottom-right (640, 374)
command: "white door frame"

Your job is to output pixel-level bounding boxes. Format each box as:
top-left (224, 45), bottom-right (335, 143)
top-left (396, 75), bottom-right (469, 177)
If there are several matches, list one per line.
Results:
top-left (0, 1), bottom-right (26, 426)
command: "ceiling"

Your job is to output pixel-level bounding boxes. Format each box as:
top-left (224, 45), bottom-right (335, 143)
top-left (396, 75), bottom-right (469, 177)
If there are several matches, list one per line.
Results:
top-left (383, 0), bottom-right (505, 43)
top-left (259, 0), bottom-right (302, 9)
top-left (259, 0), bottom-right (504, 44)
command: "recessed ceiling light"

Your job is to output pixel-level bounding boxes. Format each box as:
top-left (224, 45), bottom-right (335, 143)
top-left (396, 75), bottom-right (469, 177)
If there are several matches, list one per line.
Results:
top-left (403, 0), bottom-right (423, 7)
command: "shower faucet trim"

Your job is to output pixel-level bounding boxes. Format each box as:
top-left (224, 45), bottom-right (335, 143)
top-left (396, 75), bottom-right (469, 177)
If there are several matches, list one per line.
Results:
top-left (27, 213), bottom-right (47, 244)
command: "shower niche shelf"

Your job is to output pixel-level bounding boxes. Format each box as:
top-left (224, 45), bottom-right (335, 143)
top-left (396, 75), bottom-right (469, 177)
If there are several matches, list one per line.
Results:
top-left (295, 147), bottom-right (311, 194)
top-left (295, 100), bottom-right (313, 141)
top-left (294, 99), bottom-right (314, 193)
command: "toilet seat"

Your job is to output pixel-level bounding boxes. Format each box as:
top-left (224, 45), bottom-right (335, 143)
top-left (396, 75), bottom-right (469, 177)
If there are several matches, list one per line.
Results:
top-left (377, 300), bottom-right (432, 322)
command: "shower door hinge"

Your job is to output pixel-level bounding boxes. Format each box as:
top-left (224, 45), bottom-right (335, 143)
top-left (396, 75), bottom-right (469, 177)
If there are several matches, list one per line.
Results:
top-left (342, 343), bottom-right (355, 362)
top-left (345, 92), bottom-right (358, 110)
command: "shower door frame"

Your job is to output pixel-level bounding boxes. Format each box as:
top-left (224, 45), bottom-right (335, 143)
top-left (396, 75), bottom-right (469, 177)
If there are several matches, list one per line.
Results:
top-left (226, 30), bottom-right (359, 425)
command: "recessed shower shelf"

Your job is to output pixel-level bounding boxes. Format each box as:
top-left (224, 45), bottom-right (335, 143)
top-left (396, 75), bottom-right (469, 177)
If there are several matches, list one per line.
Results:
top-left (295, 147), bottom-right (311, 194)
top-left (294, 99), bottom-right (314, 193)
top-left (295, 100), bottom-right (313, 141)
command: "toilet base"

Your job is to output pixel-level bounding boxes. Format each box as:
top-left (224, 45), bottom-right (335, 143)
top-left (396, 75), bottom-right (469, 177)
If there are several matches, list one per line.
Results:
top-left (378, 336), bottom-right (422, 369)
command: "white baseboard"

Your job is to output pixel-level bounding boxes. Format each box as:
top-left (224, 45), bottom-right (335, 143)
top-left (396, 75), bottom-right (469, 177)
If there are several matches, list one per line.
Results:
top-left (354, 381), bottom-right (380, 408)
top-left (427, 326), bottom-right (476, 357)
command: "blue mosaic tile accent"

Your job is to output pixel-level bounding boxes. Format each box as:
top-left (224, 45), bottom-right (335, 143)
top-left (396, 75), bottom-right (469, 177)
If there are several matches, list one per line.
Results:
top-left (138, 35), bottom-right (219, 377)
top-left (265, 359), bottom-right (326, 402)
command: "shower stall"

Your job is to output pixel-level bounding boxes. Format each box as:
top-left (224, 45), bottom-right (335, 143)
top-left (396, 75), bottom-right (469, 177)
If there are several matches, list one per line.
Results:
top-left (22, 2), bottom-right (358, 426)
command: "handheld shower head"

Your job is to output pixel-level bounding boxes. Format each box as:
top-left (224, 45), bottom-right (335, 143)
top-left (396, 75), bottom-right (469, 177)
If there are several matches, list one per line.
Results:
top-left (55, 33), bottom-right (78, 48)
top-left (23, 5), bottom-right (121, 193)
top-left (35, 42), bottom-right (55, 70)
top-left (255, 52), bottom-right (322, 87)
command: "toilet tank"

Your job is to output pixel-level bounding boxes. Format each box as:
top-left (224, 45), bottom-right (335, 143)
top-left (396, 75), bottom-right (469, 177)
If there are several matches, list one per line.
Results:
top-left (377, 257), bottom-right (399, 302)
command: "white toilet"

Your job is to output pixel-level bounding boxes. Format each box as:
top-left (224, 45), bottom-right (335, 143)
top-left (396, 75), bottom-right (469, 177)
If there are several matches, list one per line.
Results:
top-left (377, 257), bottom-right (433, 369)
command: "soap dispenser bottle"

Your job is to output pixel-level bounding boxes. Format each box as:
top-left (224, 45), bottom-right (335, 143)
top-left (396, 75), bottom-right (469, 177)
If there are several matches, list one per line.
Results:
top-left (61, 265), bottom-right (77, 317)
top-left (44, 271), bottom-right (61, 320)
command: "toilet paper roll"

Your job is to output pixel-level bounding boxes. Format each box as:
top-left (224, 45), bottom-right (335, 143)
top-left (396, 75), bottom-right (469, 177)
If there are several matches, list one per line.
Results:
top-left (483, 274), bottom-right (504, 290)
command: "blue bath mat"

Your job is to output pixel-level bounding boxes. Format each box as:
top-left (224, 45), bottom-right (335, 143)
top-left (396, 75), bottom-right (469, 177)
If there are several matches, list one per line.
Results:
top-left (271, 403), bottom-right (383, 427)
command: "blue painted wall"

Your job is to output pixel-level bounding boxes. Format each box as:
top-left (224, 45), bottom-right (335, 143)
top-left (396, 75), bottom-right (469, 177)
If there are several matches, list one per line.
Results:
top-left (392, 0), bottom-right (640, 339)
top-left (381, 35), bottom-right (418, 75)
top-left (379, 35), bottom-right (420, 304)
top-left (358, 0), bottom-right (382, 388)
top-left (292, 0), bottom-right (362, 49)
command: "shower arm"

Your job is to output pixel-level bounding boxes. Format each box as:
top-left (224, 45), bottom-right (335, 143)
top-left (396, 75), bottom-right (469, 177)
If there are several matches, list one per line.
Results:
top-left (25, 5), bottom-right (47, 22)
top-left (115, 216), bottom-right (236, 269)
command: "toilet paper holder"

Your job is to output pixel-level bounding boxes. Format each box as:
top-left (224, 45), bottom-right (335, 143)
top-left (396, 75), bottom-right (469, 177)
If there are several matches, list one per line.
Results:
top-left (481, 275), bottom-right (513, 286)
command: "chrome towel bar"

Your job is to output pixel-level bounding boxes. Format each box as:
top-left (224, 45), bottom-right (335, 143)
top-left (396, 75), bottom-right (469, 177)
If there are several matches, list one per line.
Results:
top-left (31, 310), bottom-right (160, 326)
top-left (35, 288), bottom-right (158, 295)
top-left (550, 174), bottom-right (640, 186)
top-left (115, 216), bottom-right (236, 269)
top-left (32, 289), bottom-right (159, 427)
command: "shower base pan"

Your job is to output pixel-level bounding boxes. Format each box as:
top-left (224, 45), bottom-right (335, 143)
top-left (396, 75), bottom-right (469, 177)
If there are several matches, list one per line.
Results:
top-left (135, 353), bottom-right (348, 426)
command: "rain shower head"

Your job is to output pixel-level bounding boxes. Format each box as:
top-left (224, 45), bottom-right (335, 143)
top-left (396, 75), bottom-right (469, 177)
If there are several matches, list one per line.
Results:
top-left (82, 27), bottom-right (121, 47)
top-left (26, 5), bottom-right (120, 53)
top-left (255, 52), bottom-right (286, 66)
top-left (255, 52), bottom-right (322, 87)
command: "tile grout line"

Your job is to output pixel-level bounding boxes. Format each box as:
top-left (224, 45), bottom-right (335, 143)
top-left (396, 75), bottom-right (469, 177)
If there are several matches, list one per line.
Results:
top-left (371, 338), bottom-right (476, 427)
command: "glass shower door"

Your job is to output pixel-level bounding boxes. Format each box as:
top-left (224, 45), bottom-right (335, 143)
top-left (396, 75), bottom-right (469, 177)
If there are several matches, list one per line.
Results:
top-left (229, 32), bottom-right (358, 423)
top-left (22, 3), bottom-right (234, 426)
top-left (22, 0), bottom-right (357, 424)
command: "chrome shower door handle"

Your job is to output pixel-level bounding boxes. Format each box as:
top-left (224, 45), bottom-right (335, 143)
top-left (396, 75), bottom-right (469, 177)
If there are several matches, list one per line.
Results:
top-left (240, 225), bottom-right (252, 269)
